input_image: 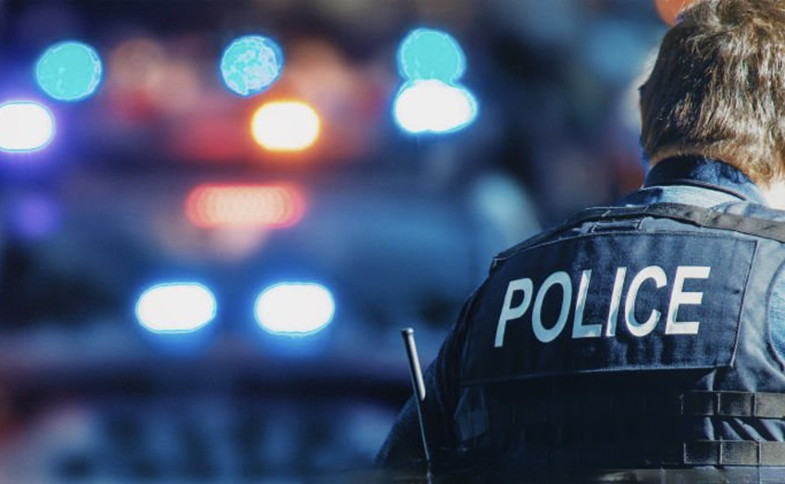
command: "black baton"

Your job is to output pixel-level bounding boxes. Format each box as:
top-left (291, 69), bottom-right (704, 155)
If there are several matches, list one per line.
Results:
top-left (401, 327), bottom-right (432, 471)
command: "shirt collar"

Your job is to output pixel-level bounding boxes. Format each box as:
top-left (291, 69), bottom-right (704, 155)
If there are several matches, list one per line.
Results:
top-left (643, 155), bottom-right (768, 205)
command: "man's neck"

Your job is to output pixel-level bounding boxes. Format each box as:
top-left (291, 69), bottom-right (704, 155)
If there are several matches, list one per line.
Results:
top-left (762, 180), bottom-right (785, 210)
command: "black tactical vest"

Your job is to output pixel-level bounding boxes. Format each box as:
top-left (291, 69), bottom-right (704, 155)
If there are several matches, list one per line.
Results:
top-left (455, 202), bottom-right (785, 472)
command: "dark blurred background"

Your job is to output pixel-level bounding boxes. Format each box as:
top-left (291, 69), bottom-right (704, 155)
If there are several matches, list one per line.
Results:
top-left (0, 0), bottom-right (679, 481)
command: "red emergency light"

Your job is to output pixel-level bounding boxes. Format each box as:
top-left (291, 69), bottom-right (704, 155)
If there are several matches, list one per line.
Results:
top-left (186, 184), bottom-right (305, 228)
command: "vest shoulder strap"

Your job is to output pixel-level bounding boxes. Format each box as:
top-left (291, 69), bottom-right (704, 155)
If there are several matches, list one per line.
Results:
top-left (495, 202), bottom-right (785, 268)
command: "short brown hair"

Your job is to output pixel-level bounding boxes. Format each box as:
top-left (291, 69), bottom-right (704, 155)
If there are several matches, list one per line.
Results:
top-left (640, 0), bottom-right (785, 186)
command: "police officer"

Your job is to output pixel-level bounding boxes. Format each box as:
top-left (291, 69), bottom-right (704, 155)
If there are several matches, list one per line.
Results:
top-left (377, 0), bottom-right (785, 481)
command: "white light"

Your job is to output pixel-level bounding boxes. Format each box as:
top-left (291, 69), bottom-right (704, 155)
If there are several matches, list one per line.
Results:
top-left (136, 283), bottom-right (217, 333)
top-left (0, 101), bottom-right (55, 152)
top-left (251, 101), bottom-right (321, 151)
top-left (255, 283), bottom-right (335, 336)
top-left (393, 80), bottom-right (478, 134)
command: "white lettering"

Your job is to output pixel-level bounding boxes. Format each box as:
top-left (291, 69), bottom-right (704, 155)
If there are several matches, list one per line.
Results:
top-left (533, 271), bottom-right (572, 343)
top-left (494, 278), bottom-right (533, 347)
top-left (572, 270), bottom-right (602, 338)
top-left (665, 266), bottom-right (710, 335)
top-left (605, 267), bottom-right (627, 337)
top-left (624, 265), bottom-right (667, 337)
top-left (493, 263), bottom-right (709, 349)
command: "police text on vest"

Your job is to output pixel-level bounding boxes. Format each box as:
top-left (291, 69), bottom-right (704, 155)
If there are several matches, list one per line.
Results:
top-left (494, 265), bottom-right (711, 347)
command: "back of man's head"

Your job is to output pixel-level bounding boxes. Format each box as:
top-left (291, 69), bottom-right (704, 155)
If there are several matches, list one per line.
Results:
top-left (640, 0), bottom-right (785, 186)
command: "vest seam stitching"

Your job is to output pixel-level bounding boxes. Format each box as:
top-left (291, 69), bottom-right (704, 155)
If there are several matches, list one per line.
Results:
top-left (765, 257), bottom-right (785, 372)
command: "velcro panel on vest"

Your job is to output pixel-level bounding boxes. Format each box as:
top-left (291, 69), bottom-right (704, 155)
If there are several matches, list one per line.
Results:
top-left (684, 441), bottom-right (756, 466)
top-left (683, 391), bottom-right (785, 418)
top-left (684, 441), bottom-right (785, 466)
top-left (546, 441), bottom-right (785, 467)
top-left (762, 442), bottom-right (785, 466)
top-left (463, 233), bottom-right (756, 383)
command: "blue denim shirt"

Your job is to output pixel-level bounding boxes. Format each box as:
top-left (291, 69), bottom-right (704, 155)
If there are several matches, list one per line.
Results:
top-left (620, 157), bottom-right (785, 360)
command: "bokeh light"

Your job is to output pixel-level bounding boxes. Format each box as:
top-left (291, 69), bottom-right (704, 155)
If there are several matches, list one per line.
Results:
top-left (107, 37), bottom-right (166, 92)
top-left (282, 38), bottom-right (383, 162)
top-left (220, 35), bottom-right (284, 97)
top-left (255, 283), bottom-right (335, 336)
top-left (655, 0), bottom-right (696, 26)
top-left (0, 101), bottom-right (55, 152)
top-left (136, 283), bottom-right (217, 333)
top-left (107, 37), bottom-right (203, 118)
top-left (10, 194), bottom-right (61, 240)
top-left (186, 184), bottom-right (306, 228)
top-left (35, 41), bottom-right (103, 101)
top-left (397, 28), bottom-right (465, 82)
top-left (251, 101), bottom-right (321, 151)
top-left (393, 80), bottom-right (477, 134)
